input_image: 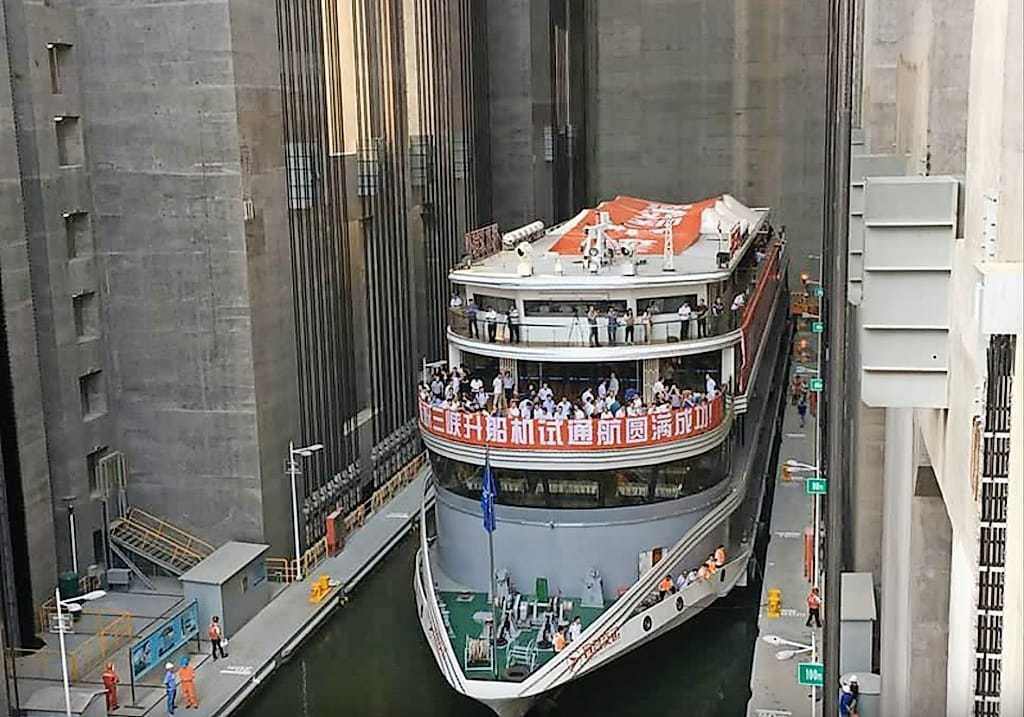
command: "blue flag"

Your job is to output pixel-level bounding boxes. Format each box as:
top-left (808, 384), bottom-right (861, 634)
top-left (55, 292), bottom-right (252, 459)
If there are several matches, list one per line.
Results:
top-left (481, 453), bottom-right (497, 533)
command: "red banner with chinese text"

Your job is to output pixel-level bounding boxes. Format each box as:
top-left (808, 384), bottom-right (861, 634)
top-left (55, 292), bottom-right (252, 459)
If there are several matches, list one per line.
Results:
top-left (418, 395), bottom-right (725, 451)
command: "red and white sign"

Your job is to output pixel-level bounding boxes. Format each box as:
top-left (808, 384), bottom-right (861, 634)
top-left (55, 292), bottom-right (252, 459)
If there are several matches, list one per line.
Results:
top-left (548, 196), bottom-right (720, 256)
top-left (419, 395), bottom-right (725, 451)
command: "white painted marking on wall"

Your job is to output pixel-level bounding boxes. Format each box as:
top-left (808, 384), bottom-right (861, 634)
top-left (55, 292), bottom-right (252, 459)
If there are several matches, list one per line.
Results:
top-left (386, 512), bottom-right (411, 520)
top-left (774, 531), bottom-right (802, 539)
top-left (220, 665), bottom-right (254, 676)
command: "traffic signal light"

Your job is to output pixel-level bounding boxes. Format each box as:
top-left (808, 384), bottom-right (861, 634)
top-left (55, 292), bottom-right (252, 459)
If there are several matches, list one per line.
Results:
top-left (767, 587), bottom-right (782, 618)
top-left (800, 271), bottom-right (810, 285)
top-left (798, 338), bottom-right (809, 351)
top-left (782, 465), bottom-right (793, 482)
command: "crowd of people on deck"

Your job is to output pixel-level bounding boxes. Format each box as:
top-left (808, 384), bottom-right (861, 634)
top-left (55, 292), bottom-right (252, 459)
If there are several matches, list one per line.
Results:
top-left (656, 545), bottom-right (729, 600)
top-left (418, 366), bottom-right (722, 421)
top-left (450, 294), bottom-right (747, 346)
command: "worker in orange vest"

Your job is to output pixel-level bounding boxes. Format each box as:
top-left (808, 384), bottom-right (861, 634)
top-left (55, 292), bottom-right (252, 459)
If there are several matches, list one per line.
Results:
top-left (806, 586), bottom-right (823, 628)
top-left (101, 662), bottom-right (119, 711)
top-left (179, 656), bottom-right (199, 709)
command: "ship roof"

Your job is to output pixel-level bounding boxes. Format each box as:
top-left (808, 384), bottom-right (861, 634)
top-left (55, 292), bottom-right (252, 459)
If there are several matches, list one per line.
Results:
top-left (451, 194), bottom-right (769, 288)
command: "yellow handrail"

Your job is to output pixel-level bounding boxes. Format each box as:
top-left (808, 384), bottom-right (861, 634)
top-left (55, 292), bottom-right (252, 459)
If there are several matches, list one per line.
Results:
top-left (126, 508), bottom-right (214, 555)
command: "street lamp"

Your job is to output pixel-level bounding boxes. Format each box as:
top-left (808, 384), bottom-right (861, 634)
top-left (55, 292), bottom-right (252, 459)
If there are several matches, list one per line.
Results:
top-left (54, 588), bottom-right (106, 717)
top-left (287, 441), bottom-right (324, 581)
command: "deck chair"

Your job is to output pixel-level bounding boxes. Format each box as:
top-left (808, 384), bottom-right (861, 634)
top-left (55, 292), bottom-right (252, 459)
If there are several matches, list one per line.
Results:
top-left (531, 577), bottom-right (550, 625)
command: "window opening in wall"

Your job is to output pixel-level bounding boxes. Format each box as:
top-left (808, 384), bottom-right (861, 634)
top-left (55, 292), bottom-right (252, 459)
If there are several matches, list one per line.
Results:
top-left (64, 211), bottom-right (92, 259)
top-left (72, 292), bottom-right (99, 340)
top-left (87, 446), bottom-right (108, 498)
top-left (78, 370), bottom-right (106, 419)
top-left (47, 43), bottom-right (72, 94)
top-left (55, 116), bottom-right (84, 166)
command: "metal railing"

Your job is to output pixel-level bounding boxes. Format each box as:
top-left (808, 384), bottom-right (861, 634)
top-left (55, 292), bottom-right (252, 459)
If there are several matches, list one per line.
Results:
top-left (448, 307), bottom-right (741, 347)
top-left (12, 612), bottom-right (134, 682)
top-left (267, 452), bottom-right (427, 583)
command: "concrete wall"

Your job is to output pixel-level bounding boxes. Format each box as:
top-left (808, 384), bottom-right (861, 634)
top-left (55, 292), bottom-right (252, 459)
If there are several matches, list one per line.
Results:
top-left (586, 0), bottom-right (826, 277)
top-left (485, 0), bottom-right (555, 229)
top-left (853, 0), bottom-right (1023, 712)
top-left (0, 0), bottom-right (63, 616)
top-left (74, 1), bottom-right (289, 548)
top-left (435, 480), bottom-right (729, 600)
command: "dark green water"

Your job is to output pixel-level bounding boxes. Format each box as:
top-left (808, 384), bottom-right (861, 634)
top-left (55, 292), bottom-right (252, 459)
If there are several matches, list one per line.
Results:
top-left (241, 531), bottom-right (760, 717)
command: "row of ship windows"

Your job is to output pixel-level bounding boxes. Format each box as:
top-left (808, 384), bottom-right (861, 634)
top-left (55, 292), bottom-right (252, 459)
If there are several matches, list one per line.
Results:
top-left (429, 444), bottom-right (729, 509)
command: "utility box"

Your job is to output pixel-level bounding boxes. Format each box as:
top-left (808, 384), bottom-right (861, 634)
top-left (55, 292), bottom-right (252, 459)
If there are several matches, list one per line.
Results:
top-left (180, 541), bottom-right (270, 638)
top-left (840, 572), bottom-right (877, 675)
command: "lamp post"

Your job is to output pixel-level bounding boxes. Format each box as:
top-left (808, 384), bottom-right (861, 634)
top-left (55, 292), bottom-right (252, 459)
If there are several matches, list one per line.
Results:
top-left (287, 441), bottom-right (324, 581)
top-left (54, 588), bottom-right (106, 717)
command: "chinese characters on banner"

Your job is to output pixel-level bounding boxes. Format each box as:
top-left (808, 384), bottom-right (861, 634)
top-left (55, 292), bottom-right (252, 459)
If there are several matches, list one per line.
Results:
top-left (419, 395), bottom-right (724, 451)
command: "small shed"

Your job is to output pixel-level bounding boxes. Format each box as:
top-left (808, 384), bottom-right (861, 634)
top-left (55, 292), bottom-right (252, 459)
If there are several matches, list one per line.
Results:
top-left (840, 571), bottom-right (877, 675)
top-left (180, 541), bottom-right (270, 638)
top-left (22, 687), bottom-right (106, 717)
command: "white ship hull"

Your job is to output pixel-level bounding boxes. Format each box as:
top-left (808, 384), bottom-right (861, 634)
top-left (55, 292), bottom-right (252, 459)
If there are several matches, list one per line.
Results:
top-left (414, 481), bottom-right (756, 716)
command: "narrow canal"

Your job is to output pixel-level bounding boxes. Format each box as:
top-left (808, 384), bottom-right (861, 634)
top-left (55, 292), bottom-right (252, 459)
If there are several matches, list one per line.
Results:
top-left (241, 528), bottom-right (762, 716)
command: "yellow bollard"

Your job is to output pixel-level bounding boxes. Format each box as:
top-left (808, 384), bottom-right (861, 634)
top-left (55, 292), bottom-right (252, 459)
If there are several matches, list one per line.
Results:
top-left (766, 587), bottom-right (782, 618)
top-left (309, 575), bottom-right (330, 604)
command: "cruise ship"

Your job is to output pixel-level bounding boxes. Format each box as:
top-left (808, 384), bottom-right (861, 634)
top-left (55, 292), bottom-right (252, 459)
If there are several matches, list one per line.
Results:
top-left (414, 194), bottom-right (791, 716)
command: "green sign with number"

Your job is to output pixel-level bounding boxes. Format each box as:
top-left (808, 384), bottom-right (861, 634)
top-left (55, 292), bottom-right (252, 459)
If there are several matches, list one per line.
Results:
top-left (809, 378), bottom-right (824, 392)
top-left (798, 662), bottom-right (825, 687)
top-left (813, 285), bottom-right (825, 298)
top-left (811, 321), bottom-right (825, 334)
top-left (806, 477), bottom-right (828, 495)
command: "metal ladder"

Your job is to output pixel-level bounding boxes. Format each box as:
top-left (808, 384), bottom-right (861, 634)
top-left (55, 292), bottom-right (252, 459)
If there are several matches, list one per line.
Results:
top-left (109, 507), bottom-right (215, 576)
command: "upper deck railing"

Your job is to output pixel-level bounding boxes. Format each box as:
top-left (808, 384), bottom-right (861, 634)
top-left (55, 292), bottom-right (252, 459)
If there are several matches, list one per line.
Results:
top-left (447, 307), bottom-right (741, 347)
top-left (418, 393), bottom-right (726, 453)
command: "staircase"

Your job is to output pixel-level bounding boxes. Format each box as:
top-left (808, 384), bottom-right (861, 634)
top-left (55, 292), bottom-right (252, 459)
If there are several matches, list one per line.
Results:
top-left (109, 508), bottom-right (215, 576)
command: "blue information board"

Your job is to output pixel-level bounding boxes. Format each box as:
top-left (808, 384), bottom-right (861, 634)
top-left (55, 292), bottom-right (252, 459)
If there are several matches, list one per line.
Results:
top-left (130, 600), bottom-right (200, 680)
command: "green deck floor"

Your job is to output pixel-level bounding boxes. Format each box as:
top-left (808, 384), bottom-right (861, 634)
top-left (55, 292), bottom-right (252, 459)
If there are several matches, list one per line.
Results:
top-left (438, 591), bottom-right (608, 681)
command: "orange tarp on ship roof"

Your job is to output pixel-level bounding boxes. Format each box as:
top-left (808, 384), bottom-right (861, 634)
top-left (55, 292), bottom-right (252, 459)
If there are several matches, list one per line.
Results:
top-left (548, 195), bottom-right (721, 256)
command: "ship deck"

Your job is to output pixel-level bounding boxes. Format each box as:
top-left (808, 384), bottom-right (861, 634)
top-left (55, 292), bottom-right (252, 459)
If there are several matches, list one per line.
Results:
top-left (437, 590), bottom-right (609, 681)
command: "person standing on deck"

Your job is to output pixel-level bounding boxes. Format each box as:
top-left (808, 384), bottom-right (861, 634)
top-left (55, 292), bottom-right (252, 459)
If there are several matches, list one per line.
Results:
top-left (163, 663), bottom-right (177, 715)
top-left (208, 616), bottom-right (226, 660)
top-left (587, 306), bottom-right (600, 346)
top-left (806, 586), bottom-right (823, 628)
top-left (607, 307), bottom-right (619, 346)
top-left (179, 657), bottom-right (199, 709)
top-left (696, 297), bottom-right (709, 337)
top-left (798, 394), bottom-right (809, 428)
top-left (624, 309), bottom-right (636, 344)
top-left (466, 298), bottom-right (478, 338)
top-left (678, 301), bottom-right (692, 340)
top-left (102, 662), bottom-right (119, 712)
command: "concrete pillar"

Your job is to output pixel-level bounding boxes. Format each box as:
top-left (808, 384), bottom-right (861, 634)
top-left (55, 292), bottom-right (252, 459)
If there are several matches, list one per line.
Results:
top-left (945, 528), bottom-right (975, 716)
top-left (721, 347), bottom-right (735, 393)
top-left (880, 407), bottom-right (913, 716)
top-left (448, 345), bottom-right (463, 371)
top-left (908, 466), bottom-right (951, 715)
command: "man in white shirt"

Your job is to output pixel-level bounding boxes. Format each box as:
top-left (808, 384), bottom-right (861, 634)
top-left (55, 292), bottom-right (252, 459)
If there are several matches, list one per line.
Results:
top-left (608, 372), bottom-right (620, 399)
top-left (597, 381), bottom-right (608, 399)
top-left (705, 374), bottom-right (718, 398)
top-left (502, 371), bottom-right (514, 400)
top-left (678, 302), bottom-right (692, 340)
top-left (651, 377), bottom-right (665, 398)
top-left (470, 377), bottom-right (484, 396)
top-left (581, 388), bottom-right (595, 404)
top-left (449, 292), bottom-right (463, 308)
top-left (731, 292), bottom-right (746, 312)
top-left (537, 383), bottom-right (553, 402)
top-left (493, 374), bottom-right (504, 400)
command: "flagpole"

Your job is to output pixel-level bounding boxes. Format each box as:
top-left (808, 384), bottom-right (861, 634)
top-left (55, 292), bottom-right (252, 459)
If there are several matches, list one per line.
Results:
top-left (485, 444), bottom-right (498, 677)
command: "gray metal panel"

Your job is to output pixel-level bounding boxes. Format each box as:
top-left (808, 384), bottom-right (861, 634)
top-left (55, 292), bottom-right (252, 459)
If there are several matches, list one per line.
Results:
top-left (860, 176), bottom-right (958, 408)
top-left (847, 153), bottom-right (905, 303)
top-left (179, 541), bottom-right (270, 585)
top-left (841, 571), bottom-right (877, 620)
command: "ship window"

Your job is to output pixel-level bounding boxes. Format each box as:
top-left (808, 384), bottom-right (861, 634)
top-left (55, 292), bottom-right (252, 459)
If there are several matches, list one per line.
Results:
top-left (470, 294), bottom-right (514, 313)
top-left (428, 443), bottom-right (730, 509)
top-left (659, 351), bottom-right (722, 393)
top-left (518, 360), bottom-right (640, 402)
top-left (523, 299), bottom-right (626, 316)
top-left (637, 295), bottom-right (698, 314)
